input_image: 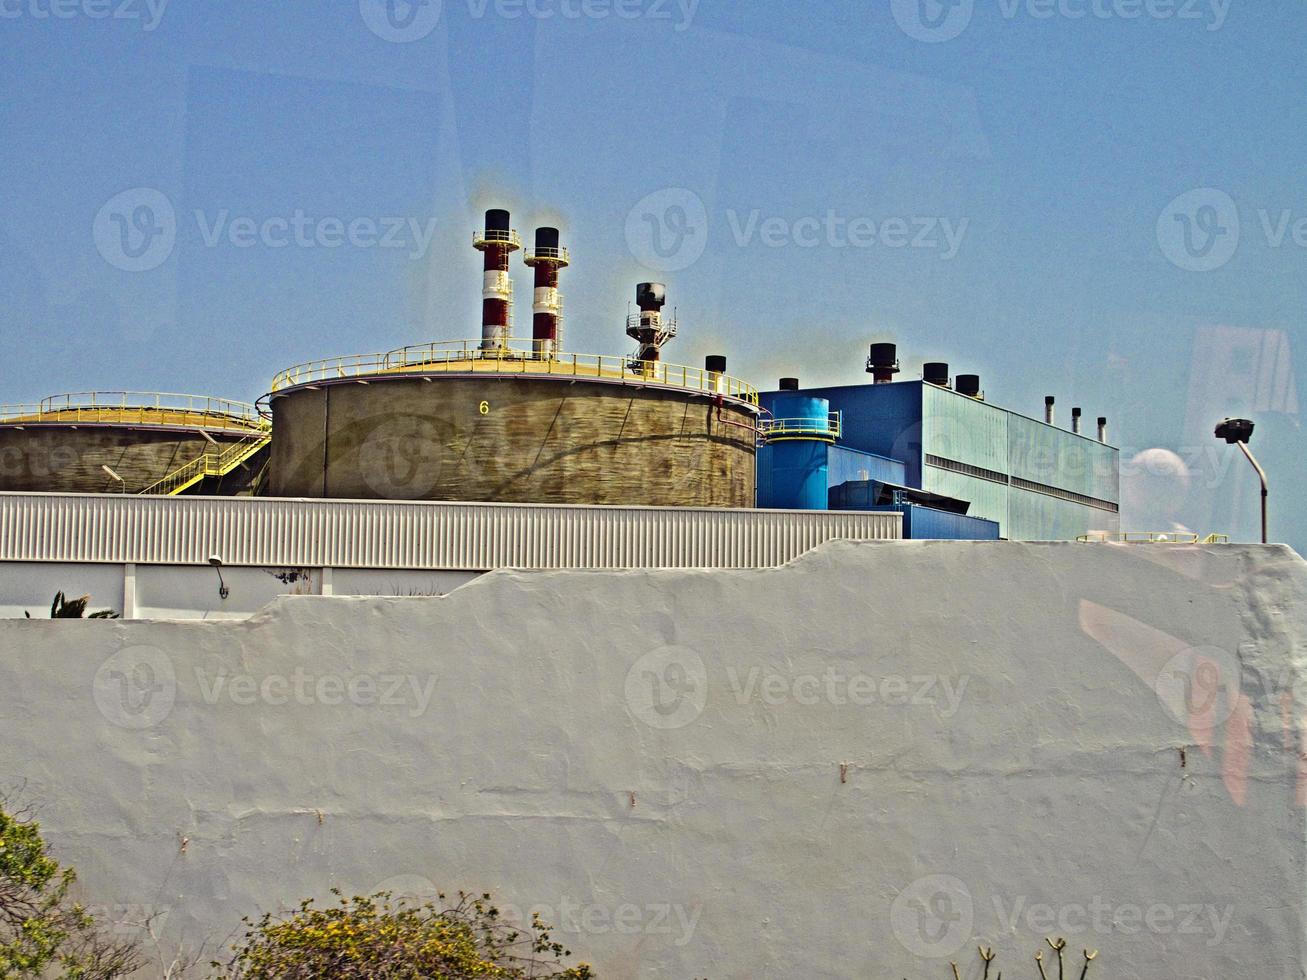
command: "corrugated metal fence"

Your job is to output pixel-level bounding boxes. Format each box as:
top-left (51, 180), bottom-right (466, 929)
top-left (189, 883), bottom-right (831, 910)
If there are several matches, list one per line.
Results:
top-left (0, 493), bottom-right (900, 570)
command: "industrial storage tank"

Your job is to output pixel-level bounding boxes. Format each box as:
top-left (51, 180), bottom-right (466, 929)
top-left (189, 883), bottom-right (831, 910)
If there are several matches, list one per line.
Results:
top-left (756, 382), bottom-right (841, 510)
top-left (267, 214), bottom-right (760, 508)
top-left (0, 392), bottom-right (270, 495)
top-left (262, 340), bottom-right (759, 507)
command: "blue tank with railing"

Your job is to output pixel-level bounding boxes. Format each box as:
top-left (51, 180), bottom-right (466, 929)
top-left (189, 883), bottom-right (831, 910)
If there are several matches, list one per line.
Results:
top-left (757, 392), bottom-right (841, 510)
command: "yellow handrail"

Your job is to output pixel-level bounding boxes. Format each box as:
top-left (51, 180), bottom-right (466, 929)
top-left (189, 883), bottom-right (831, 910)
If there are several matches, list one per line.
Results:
top-left (0, 391), bottom-right (266, 432)
top-left (139, 432), bottom-right (271, 496)
top-left (1077, 532), bottom-right (1231, 544)
top-left (759, 413), bottom-right (842, 443)
top-left (268, 339), bottom-right (760, 406)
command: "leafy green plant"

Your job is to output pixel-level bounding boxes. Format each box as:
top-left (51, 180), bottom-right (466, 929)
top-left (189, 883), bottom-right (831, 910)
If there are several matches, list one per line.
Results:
top-left (0, 798), bottom-right (142, 978)
top-left (211, 888), bottom-right (594, 980)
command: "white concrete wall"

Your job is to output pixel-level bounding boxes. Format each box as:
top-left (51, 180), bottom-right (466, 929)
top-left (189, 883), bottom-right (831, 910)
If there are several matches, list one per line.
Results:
top-left (0, 541), bottom-right (1304, 979)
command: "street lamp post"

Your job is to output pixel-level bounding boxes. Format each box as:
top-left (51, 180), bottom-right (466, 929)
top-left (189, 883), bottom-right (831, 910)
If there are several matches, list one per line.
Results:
top-left (1214, 418), bottom-right (1268, 544)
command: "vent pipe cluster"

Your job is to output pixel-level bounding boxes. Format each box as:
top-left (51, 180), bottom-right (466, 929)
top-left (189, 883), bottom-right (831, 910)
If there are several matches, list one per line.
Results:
top-left (1044, 395), bottom-right (1110, 443)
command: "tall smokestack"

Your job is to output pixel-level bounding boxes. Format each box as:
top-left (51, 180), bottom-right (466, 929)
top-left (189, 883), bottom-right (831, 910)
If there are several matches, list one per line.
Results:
top-left (1097, 416), bottom-right (1108, 443)
top-left (626, 282), bottom-right (677, 366)
top-left (1072, 406), bottom-right (1082, 434)
top-left (1044, 396), bottom-right (1055, 425)
top-left (524, 226), bottom-right (568, 359)
top-left (473, 208), bottom-right (521, 351)
top-left (866, 343), bottom-right (900, 384)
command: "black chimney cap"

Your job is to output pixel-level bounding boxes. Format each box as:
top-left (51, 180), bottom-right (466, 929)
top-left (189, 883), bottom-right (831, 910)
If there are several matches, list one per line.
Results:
top-left (1045, 395), bottom-right (1056, 405)
top-left (867, 342), bottom-right (898, 363)
top-left (484, 208), bottom-right (511, 231)
top-left (1098, 416), bottom-right (1108, 426)
top-left (1072, 406), bottom-right (1082, 417)
top-left (779, 377), bottom-right (799, 391)
top-left (705, 355), bottom-right (727, 373)
top-left (956, 374), bottom-right (981, 397)
top-left (534, 226), bottom-right (560, 249)
top-left (635, 282), bottom-right (666, 309)
top-left (923, 362), bottom-right (950, 387)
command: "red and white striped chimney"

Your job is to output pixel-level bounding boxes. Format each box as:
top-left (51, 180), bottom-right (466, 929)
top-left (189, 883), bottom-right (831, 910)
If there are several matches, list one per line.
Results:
top-left (473, 208), bottom-right (520, 350)
top-left (523, 227), bottom-right (568, 359)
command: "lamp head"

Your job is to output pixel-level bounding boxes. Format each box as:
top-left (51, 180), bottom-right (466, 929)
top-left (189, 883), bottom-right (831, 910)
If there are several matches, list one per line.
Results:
top-left (1214, 417), bottom-right (1255, 445)
top-left (208, 554), bottom-right (223, 568)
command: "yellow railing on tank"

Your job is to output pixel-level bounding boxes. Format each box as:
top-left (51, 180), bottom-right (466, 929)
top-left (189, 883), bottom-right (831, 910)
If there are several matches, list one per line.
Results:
top-left (758, 413), bottom-right (842, 443)
top-left (0, 391), bottom-right (267, 432)
top-left (1076, 531), bottom-right (1231, 544)
top-left (267, 339), bottom-right (760, 406)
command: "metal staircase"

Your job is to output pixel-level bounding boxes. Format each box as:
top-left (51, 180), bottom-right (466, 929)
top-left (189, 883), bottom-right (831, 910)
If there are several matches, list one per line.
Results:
top-left (139, 432), bottom-right (271, 496)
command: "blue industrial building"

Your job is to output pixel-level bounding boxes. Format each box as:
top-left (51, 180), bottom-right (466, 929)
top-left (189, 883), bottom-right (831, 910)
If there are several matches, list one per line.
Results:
top-left (756, 349), bottom-right (1120, 541)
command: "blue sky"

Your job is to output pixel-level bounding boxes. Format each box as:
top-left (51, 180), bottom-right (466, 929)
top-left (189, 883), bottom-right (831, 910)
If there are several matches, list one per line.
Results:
top-left (0, 0), bottom-right (1301, 549)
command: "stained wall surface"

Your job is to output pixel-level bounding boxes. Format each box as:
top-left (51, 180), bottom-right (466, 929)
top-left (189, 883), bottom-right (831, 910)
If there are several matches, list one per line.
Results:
top-left (267, 376), bottom-right (757, 507)
top-left (0, 427), bottom-right (255, 494)
top-left (0, 541), bottom-right (1303, 979)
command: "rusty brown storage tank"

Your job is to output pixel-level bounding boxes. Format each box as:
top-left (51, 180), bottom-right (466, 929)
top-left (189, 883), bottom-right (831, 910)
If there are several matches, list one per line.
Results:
top-left (0, 392), bottom-right (270, 494)
top-left (263, 340), bottom-right (760, 507)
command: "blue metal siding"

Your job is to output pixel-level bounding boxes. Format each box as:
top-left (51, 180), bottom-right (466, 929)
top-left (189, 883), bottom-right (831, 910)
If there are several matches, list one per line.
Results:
top-left (900, 505), bottom-right (1000, 540)
top-left (762, 382), bottom-right (924, 487)
top-left (826, 445), bottom-right (905, 488)
top-left (919, 468), bottom-right (1009, 529)
top-left (757, 440), bottom-right (829, 510)
top-left (761, 378), bottom-right (1120, 540)
top-left (921, 383), bottom-right (1009, 475)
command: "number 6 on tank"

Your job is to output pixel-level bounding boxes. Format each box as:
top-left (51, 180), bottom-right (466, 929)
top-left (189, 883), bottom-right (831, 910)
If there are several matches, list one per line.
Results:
top-left (479, 401), bottom-right (489, 415)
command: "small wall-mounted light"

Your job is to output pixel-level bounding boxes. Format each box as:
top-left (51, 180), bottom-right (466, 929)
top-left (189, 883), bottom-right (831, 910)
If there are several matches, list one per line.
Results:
top-left (101, 464), bottom-right (125, 492)
top-left (208, 554), bottom-right (229, 600)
